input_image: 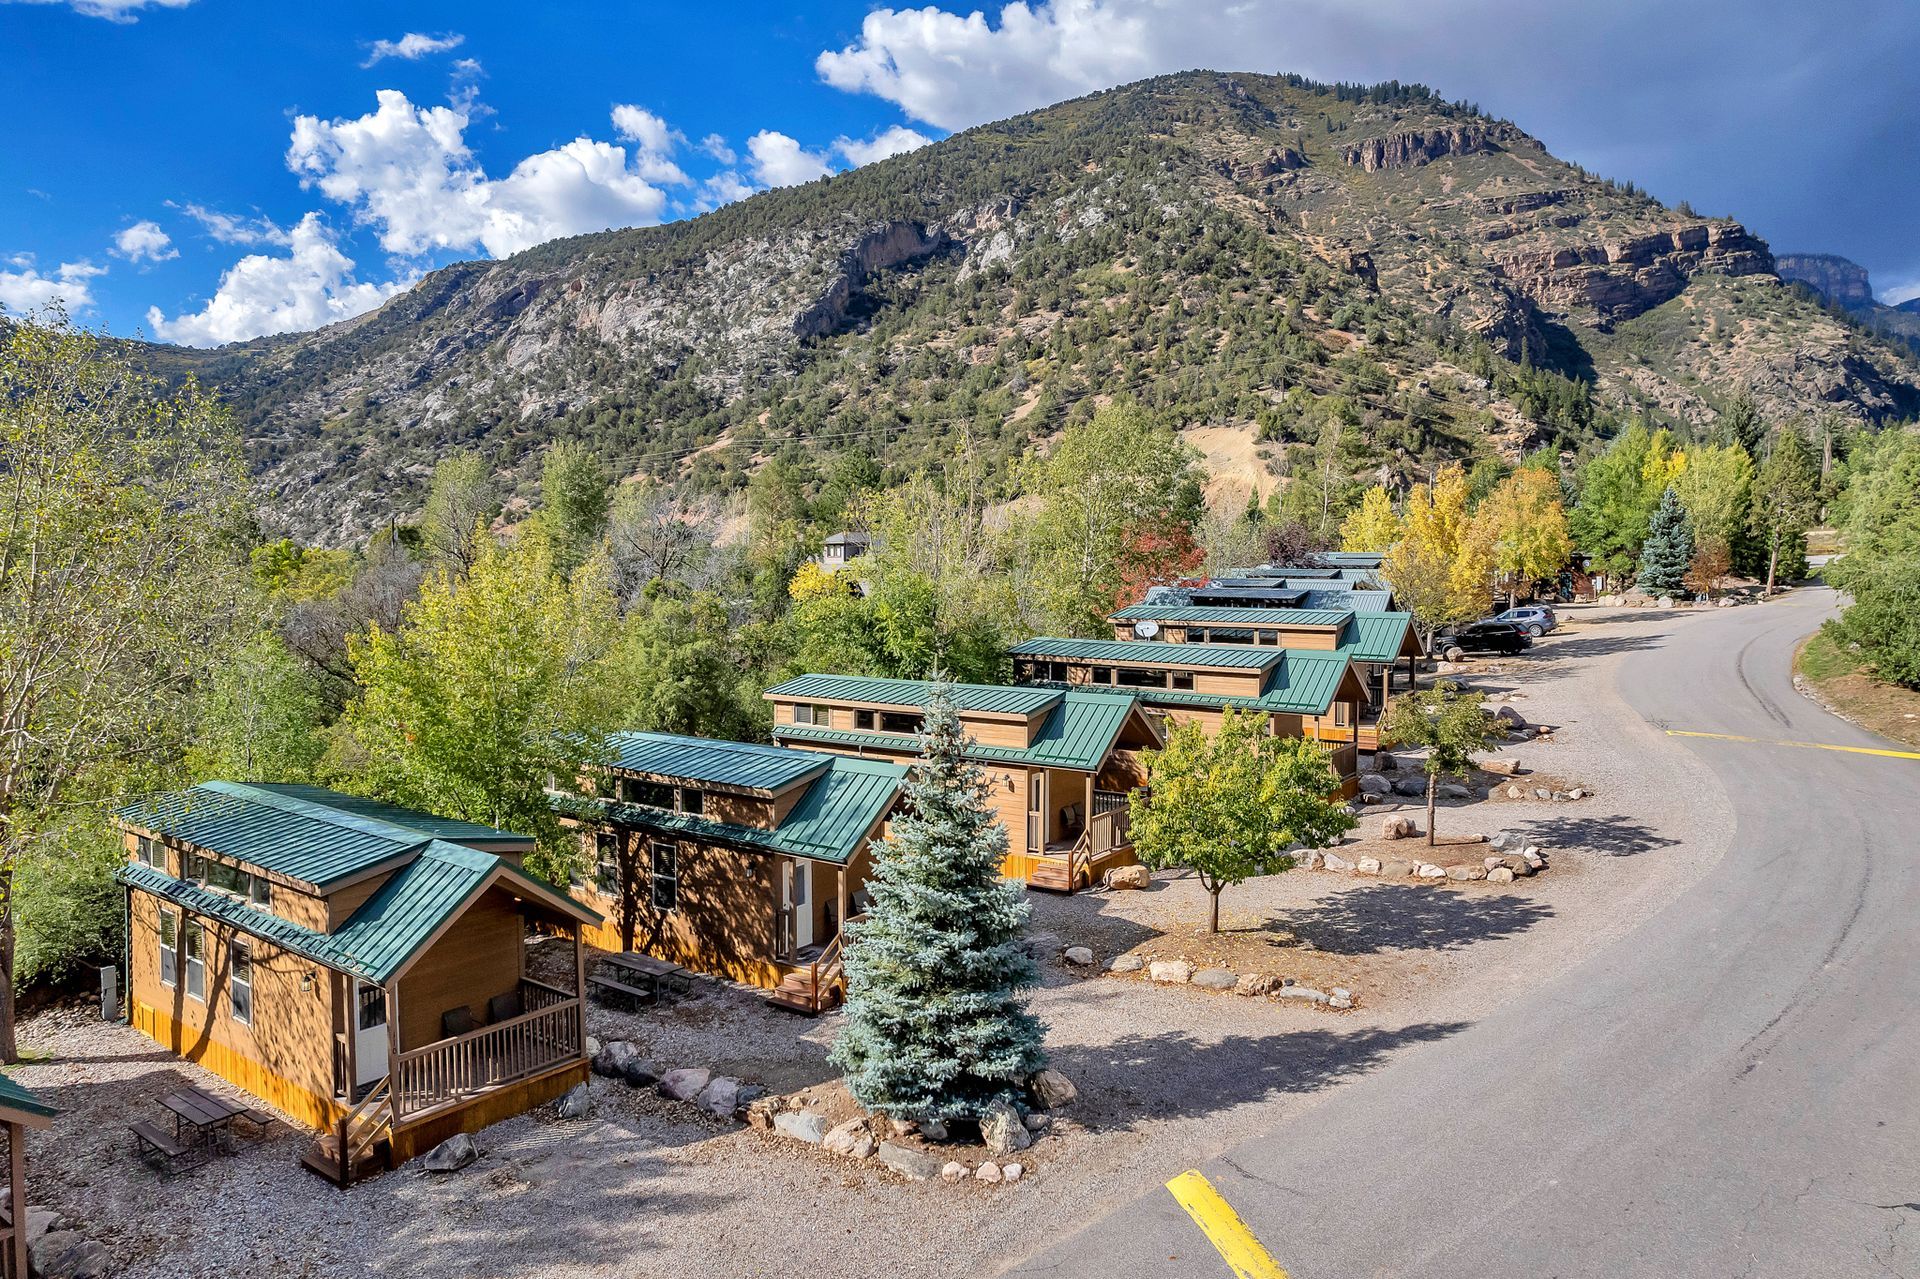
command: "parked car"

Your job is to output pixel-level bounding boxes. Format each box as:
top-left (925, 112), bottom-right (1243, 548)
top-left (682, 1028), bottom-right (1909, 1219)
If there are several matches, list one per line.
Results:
top-left (1492, 605), bottom-right (1557, 637)
top-left (1433, 621), bottom-right (1532, 661)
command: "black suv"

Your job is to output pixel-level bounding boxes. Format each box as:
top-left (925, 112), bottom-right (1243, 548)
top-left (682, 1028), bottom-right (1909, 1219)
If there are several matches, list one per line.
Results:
top-left (1433, 621), bottom-right (1532, 661)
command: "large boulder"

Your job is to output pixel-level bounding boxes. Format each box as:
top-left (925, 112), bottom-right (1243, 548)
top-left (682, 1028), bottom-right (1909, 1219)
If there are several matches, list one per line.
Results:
top-left (1393, 776), bottom-right (1427, 798)
top-left (696, 1076), bottom-right (742, 1119)
top-left (1438, 782), bottom-right (1472, 801)
top-left (824, 1117), bottom-right (875, 1157)
top-left (657, 1067), bottom-right (711, 1102)
top-left (1482, 758), bottom-right (1521, 777)
top-left (1372, 751), bottom-right (1399, 773)
top-left (1191, 967), bottom-right (1237, 991)
top-left (1149, 960), bottom-right (1193, 985)
top-left (772, 1111), bottom-right (829, 1144)
top-left (1062, 946), bottom-right (1095, 967)
top-left (620, 1056), bottom-right (662, 1088)
top-left (1106, 864), bottom-right (1151, 890)
top-left (592, 1039), bottom-right (641, 1078)
top-left (422, 1132), bottom-right (478, 1173)
top-left (1321, 851), bottom-right (1352, 871)
top-left (974, 1160), bottom-right (1003, 1183)
top-left (1107, 954), bottom-right (1144, 973)
top-left (1030, 1068), bottom-right (1078, 1110)
top-left (981, 1100), bottom-right (1032, 1155)
top-left (29, 1232), bottom-right (110, 1279)
top-left (554, 1082), bottom-right (593, 1120)
top-left (1357, 773), bottom-right (1392, 797)
top-left (1494, 705), bottom-right (1528, 730)
top-left (878, 1141), bottom-right (943, 1181)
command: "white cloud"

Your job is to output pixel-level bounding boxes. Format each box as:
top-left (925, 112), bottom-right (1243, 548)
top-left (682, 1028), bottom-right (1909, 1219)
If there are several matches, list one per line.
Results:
top-left (834, 124), bottom-right (933, 167)
top-left (361, 31), bottom-right (464, 68)
top-left (173, 202), bottom-right (293, 247)
top-left (697, 170), bottom-right (758, 208)
top-left (610, 104), bottom-right (690, 184)
top-left (112, 220), bottom-right (177, 263)
top-left (746, 131), bottom-right (832, 188)
top-left (2, 0), bottom-right (192, 23)
top-left (146, 213), bottom-right (404, 346)
top-left (1878, 274), bottom-right (1920, 307)
top-left (700, 133), bottom-right (736, 165)
top-left (0, 258), bottom-right (103, 313)
top-left (287, 90), bottom-right (672, 259)
top-left (816, 0), bottom-right (1165, 130)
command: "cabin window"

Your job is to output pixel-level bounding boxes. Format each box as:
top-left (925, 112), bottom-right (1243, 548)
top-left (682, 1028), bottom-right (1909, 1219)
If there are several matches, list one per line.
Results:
top-left (136, 835), bottom-right (164, 870)
top-left (1170, 671), bottom-right (1195, 691)
top-left (792, 704), bottom-right (832, 727)
top-left (649, 841), bottom-right (678, 912)
top-left (620, 778), bottom-right (676, 810)
top-left (854, 710), bottom-right (876, 730)
top-left (1209, 629), bottom-right (1253, 645)
top-left (183, 919), bottom-right (206, 1002)
top-left (249, 873), bottom-right (272, 910)
top-left (680, 788), bottom-right (703, 816)
top-left (879, 710), bottom-right (920, 734)
top-left (158, 909), bottom-right (179, 988)
top-left (1334, 701), bottom-right (1351, 728)
top-left (1256, 630), bottom-right (1278, 646)
top-left (595, 832), bottom-right (620, 894)
top-left (1090, 666), bottom-right (1113, 685)
top-left (180, 850), bottom-right (200, 882)
top-left (230, 940), bottom-right (254, 1026)
top-left (1116, 667), bottom-right (1163, 688)
top-left (358, 986), bottom-right (386, 1032)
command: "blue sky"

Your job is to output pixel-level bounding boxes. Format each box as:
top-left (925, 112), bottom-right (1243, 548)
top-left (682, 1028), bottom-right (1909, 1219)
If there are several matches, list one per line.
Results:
top-left (5, 0), bottom-right (1917, 345)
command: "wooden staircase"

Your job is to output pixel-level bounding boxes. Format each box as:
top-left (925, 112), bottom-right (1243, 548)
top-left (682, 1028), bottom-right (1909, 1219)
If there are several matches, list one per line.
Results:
top-left (765, 921), bottom-right (857, 1015)
top-left (1027, 855), bottom-right (1078, 893)
top-left (301, 1080), bottom-right (393, 1186)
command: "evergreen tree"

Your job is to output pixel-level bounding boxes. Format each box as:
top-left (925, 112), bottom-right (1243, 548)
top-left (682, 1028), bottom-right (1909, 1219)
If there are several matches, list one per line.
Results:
top-left (1636, 487), bottom-right (1694, 597)
top-left (831, 684), bottom-right (1046, 1124)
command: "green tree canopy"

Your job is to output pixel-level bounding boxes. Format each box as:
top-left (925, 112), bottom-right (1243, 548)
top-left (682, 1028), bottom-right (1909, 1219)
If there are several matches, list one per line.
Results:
top-left (1381, 681), bottom-right (1506, 846)
top-left (538, 441), bottom-right (613, 576)
top-left (1635, 487), bottom-right (1694, 597)
top-left (1750, 426), bottom-right (1820, 593)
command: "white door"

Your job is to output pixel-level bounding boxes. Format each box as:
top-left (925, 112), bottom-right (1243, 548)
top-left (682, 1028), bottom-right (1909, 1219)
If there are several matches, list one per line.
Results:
top-left (786, 860), bottom-right (814, 951)
top-left (354, 983), bottom-right (389, 1087)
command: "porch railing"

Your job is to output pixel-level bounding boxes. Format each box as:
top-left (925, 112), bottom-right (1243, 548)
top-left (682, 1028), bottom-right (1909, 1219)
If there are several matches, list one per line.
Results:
top-left (1066, 805), bottom-right (1134, 888)
top-left (391, 983), bottom-right (583, 1121)
top-left (1329, 742), bottom-right (1359, 780)
top-left (1092, 789), bottom-right (1129, 816)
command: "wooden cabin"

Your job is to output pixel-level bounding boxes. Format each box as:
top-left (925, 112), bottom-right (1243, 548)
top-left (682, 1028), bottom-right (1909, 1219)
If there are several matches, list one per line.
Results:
top-left (1009, 638), bottom-right (1368, 796)
top-left (550, 733), bottom-right (906, 1014)
top-left (1107, 605), bottom-right (1425, 750)
top-left (765, 675), bottom-right (1164, 893)
top-left (0, 1075), bottom-right (53, 1279)
top-left (112, 782), bottom-right (601, 1183)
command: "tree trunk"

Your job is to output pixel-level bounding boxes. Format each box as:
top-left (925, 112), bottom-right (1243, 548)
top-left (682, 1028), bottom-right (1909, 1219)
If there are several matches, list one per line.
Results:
top-left (1766, 537), bottom-right (1779, 595)
top-left (0, 865), bottom-right (16, 1064)
top-left (1426, 772), bottom-right (1438, 848)
top-left (1208, 887), bottom-right (1221, 934)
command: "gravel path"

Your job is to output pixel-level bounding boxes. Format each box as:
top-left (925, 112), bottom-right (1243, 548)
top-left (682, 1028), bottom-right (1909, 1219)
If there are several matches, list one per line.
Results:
top-left (15, 605), bottom-right (1731, 1278)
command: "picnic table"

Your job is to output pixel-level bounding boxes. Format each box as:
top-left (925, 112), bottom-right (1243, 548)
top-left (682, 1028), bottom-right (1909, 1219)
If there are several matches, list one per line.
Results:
top-left (595, 952), bottom-right (692, 1006)
top-left (159, 1085), bottom-right (245, 1153)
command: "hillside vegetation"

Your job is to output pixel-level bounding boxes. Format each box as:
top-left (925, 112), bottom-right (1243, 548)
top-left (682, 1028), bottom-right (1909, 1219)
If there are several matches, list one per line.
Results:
top-left (137, 71), bottom-right (1920, 543)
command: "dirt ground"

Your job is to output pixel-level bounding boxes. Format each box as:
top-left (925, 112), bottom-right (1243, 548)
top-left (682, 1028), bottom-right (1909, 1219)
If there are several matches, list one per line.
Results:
top-left (14, 604), bottom-right (1734, 1279)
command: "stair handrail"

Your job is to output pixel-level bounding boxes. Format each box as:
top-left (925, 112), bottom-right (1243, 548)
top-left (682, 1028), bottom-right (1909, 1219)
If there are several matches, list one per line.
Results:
top-left (806, 911), bottom-right (866, 1013)
top-left (333, 1077), bottom-right (391, 1187)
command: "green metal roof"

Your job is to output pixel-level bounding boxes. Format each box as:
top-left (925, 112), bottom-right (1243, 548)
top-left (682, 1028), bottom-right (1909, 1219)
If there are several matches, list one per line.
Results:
top-left (555, 754), bottom-right (905, 865)
top-left (114, 782), bottom-right (532, 888)
top-left (0, 1071), bottom-right (56, 1121)
top-left (120, 840), bottom-right (597, 984)
top-left (765, 674), bottom-right (1061, 717)
top-left (1338, 611), bottom-right (1424, 662)
top-left (607, 731), bottom-right (829, 793)
top-left (1109, 605), bottom-right (1354, 628)
top-left (773, 688), bottom-right (1154, 773)
top-left (1008, 636), bottom-right (1284, 671)
top-left (1025, 650), bottom-right (1357, 716)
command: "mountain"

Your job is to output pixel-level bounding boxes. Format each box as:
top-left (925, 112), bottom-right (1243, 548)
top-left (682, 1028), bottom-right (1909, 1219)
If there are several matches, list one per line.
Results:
top-left (1775, 252), bottom-right (1920, 357)
top-left (140, 71), bottom-right (1920, 544)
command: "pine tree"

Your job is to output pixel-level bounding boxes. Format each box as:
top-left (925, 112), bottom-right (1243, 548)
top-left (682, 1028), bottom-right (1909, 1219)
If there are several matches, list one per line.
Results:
top-left (1636, 487), bottom-right (1693, 597)
top-left (830, 683), bottom-right (1046, 1124)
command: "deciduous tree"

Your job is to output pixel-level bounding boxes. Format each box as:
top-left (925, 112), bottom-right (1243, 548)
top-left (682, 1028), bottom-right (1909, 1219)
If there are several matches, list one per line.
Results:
top-left (1381, 682), bottom-right (1506, 847)
top-left (1383, 463), bottom-right (1492, 636)
top-left (1340, 485), bottom-right (1401, 553)
top-left (1750, 426), bottom-right (1820, 594)
top-left (1129, 709), bottom-right (1355, 932)
top-left (419, 451), bottom-right (498, 577)
top-left (1471, 468), bottom-right (1571, 608)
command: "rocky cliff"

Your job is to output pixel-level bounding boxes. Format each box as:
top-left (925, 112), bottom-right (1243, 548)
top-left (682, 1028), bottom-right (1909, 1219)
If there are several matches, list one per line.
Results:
top-left (1776, 253), bottom-right (1876, 309)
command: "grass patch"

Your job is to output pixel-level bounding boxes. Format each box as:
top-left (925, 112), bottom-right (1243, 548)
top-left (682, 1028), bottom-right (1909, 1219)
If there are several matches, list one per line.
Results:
top-left (1796, 630), bottom-right (1920, 750)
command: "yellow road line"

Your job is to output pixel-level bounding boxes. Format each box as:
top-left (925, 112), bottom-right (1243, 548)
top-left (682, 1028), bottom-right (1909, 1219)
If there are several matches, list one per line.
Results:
top-left (1666, 729), bottom-right (1920, 761)
top-left (1165, 1170), bottom-right (1289, 1279)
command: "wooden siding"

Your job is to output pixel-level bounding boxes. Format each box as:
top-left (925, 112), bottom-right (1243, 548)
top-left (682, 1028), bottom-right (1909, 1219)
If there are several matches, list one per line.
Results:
top-left (126, 887), bottom-right (343, 1132)
top-left (708, 791), bottom-right (778, 830)
top-left (578, 837), bottom-right (785, 989)
top-left (395, 886), bottom-right (523, 1052)
top-left (386, 1060), bottom-right (587, 1164)
top-left (320, 873), bottom-right (388, 931)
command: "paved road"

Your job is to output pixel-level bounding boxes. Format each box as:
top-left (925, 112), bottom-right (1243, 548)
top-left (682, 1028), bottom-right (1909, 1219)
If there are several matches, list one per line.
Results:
top-left (1008, 590), bottom-right (1920, 1279)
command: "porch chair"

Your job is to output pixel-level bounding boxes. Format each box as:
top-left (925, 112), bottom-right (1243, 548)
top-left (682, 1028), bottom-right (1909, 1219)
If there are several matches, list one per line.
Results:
top-left (441, 1005), bottom-right (478, 1039)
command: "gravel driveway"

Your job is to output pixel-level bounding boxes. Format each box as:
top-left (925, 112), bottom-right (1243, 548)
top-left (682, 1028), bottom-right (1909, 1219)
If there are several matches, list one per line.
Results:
top-left (14, 605), bottom-right (1731, 1279)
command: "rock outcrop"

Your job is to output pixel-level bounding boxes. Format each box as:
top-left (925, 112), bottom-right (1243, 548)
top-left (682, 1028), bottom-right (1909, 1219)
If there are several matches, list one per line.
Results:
top-left (1342, 122), bottom-right (1506, 171)
top-left (1775, 253), bottom-right (1875, 310)
top-left (1488, 220), bottom-right (1774, 325)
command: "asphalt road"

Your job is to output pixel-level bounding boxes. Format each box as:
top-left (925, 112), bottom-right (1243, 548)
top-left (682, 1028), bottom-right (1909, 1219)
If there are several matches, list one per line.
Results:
top-left (1006, 589), bottom-right (1920, 1279)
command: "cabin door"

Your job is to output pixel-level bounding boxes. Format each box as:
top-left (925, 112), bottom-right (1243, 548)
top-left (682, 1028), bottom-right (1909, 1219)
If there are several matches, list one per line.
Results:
top-left (354, 982), bottom-right (389, 1087)
top-left (784, 859), bottom-right (814, 953)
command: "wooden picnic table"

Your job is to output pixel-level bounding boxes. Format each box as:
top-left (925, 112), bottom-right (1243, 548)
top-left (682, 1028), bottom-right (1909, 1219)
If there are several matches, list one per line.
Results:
top-left (600, 952), bottom-right (692, 1003)
top-left (159, 1085), bottom-right (245, 1152)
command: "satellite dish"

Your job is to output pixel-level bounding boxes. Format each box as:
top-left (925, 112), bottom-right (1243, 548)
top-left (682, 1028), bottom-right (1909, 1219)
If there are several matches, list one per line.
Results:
top-left (1133, 620), bottom-right (1161, 639)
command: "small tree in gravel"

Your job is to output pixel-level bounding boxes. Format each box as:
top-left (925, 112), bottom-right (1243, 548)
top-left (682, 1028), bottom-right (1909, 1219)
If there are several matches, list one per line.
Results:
top-left (1129, 708), bottom-right (1356, 932)
top-left (1381, 682), bottom-right (1507, 847)
top-left (831, 683), bottom-right (1046, 1125)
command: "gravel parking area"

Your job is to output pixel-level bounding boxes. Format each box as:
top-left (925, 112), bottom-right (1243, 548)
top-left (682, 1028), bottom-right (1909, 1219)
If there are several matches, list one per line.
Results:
top-left (14, 605), bottom-right (1733, 1279)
